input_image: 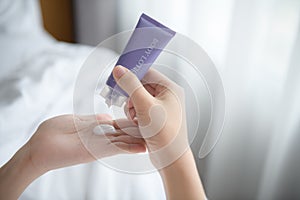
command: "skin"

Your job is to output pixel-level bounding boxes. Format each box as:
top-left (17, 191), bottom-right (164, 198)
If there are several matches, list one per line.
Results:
top-left (0, 114), bottom-right (146, 200)
top-left (113, 66), bottom-right (206, 200)
top-left (0, 65), bottom-right (206, 200)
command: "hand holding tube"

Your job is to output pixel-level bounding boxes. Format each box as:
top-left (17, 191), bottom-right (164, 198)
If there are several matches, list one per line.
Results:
top-left (113, 65), bottom-right (206, 200)
top-left (113, 65), bottom-right (188, 166)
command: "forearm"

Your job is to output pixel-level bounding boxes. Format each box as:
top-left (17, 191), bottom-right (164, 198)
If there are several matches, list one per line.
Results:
top-left (0, 144), bottom-right (42, 200)
top-left (159, 148), bottom-right (206, 200)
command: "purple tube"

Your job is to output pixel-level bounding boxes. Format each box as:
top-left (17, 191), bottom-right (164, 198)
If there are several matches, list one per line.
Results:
top-left (100, 13), bottom-right (176, 107)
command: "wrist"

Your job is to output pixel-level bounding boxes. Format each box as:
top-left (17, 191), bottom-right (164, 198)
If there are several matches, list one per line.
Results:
top-left (0, 144), bottom-right (43, 199)
top-left (158, 148), bottom-right (206, 200)
top-left (158, 147), bottom-right (193, 174)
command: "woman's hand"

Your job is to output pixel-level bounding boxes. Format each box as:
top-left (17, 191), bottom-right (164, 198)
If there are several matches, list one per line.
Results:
top-left (113, 65), bottom-right (206, 200)
top-left (27, 114), bottom-right (146, 174)
top-left (0, 114), bottom-right (145, 200)
top-left (113, 65), bottom-right (188, 168)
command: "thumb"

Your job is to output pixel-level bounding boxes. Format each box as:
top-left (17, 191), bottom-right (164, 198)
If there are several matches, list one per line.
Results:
top-left (113, 65), bottom-right (153, 106)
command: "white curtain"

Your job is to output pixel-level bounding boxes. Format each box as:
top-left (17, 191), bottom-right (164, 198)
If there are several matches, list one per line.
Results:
top-left (74, 0), bottom-right (300, 199)
top-left (116, 0), bottom-right (300, 200)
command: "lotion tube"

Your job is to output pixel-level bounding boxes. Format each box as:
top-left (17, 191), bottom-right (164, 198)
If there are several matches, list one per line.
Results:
top-left (100, 13), bottom-right (175, 107)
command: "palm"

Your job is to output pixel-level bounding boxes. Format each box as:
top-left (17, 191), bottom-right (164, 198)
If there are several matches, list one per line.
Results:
top-left (27, 114), bottom-right (146, 173)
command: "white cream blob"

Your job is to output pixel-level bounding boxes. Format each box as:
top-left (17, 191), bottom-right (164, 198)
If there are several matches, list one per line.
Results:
top-left (93, 124), bottom-right (117, 135)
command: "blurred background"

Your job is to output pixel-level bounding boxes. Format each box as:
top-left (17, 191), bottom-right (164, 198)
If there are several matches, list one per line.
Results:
top-left (1, 0), bottom-right (300, 199)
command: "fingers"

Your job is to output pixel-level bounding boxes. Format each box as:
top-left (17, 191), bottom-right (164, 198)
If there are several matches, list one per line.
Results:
top-left (73, 116), bottom-right (147, 159)
top-left (113, 118), bottom-right (142, 137)
top-left (142, 69), bottom-right (182, 95)
top-left (76, 114), bottom-right (112, 122)
top-left (100, 133), bottom-right (146, 154)
top-left (144, 84), bottom-right (157, 96)
top-left (128, 108), bottom-right (136, 120)
top-left (96, 114), bottom-right (113, 121)
top-left (124, 103), bottom-right (136, 121)
top-left (79, 132), bottom-right (146, 159)
top-left (113, 118), bottom-right (137, 129)
top-left (74, 114), bottom-right (114, 132)
top-left (127, 99), bottom-right (134, 109)
top-left (93, 124), bottom-right (118, 135)
top-left (110, 134), bottom-right (145, 144)
top-left (109, 133), bottom-right (146, 154)
top-left (111, 142), bottom-right (146, 154)
top-left (113, 65), bottom-right (154, 107)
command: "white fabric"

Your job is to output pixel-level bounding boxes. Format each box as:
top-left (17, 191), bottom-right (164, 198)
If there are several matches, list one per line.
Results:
top-left (0, 37), bottom-right (165, 200)
top-left (0, 0), bottom-right (55, 80)
top-left (0, 0), bottom-right (43, 34)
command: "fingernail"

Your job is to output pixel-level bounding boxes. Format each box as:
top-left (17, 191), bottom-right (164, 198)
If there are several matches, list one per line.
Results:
top-left (113, 65), bottom-right (126, 79)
